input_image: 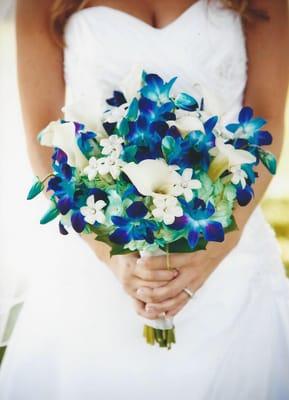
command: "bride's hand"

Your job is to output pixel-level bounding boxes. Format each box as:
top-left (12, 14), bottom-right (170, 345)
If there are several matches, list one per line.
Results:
top-left (109, 253), bottom-right (179, 319)
top-left (135, 231), bottom-right (242, 318)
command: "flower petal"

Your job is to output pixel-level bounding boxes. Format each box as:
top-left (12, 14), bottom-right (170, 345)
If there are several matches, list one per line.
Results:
top-left (188, 229), bottom-right (199, 249)
top-left (239, 107), bottom-right (253, 124)
top-left (71, 212), bottom-right (86, 233)
top-left (237, 185), bottom-right (254, 206)
top-left (58, 196), bottom-right (73, 215)
top-left (109, 228), bottom-right (131, 244)
top-left (126, 201), bottom-right (148, 219)
top-left (59, 221), bottom-right (69, 235)
top-left (203, 221), bottom-right (224, 242)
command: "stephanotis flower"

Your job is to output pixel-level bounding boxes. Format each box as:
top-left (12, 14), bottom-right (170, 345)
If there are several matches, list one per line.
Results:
top-left (170, 198), bottom-right (224, 249)
top-left (80, 195), bottom-right (106, 225)
top-left (109, 202), bottom-right (157, 245)
top-left (171, 168), bottom-right (202, 202)
top-left (84, 155), bottom-right (124, 180)
top-left (152, 196), bottom-right (183, 225)
top-left (229, 165), bottom-right (248, 189)
top-left (208, 137), bottom-right (256, 181)
top-left (122, 158), bottom-right (179, 198)
top-left (100, 134), bottom-right (124, 156)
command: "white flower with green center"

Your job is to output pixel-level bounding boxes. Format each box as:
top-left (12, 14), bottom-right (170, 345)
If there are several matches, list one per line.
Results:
top-left (103, 103), bottom-right (128, 123)
top-left (83, 157), bottom-right (98, 181)
top-left (208, 137), bottom-right (256, 181)
top-left (122, 158), bottom-right (179, 198)
top-left (171, 168), bottom-right (202, 202)
top-left (84, 155), bottom-right (124, 180)
top-left (96, 155), bottom-right (124, 179)
top-left (80, 195), bottom-right (106, 225)
top-left (100, 134), bottom-right (124, 156)
top-left (229, 166), bottom-right (248, 189)
top-left (152, 196), bottom-right (183, 225)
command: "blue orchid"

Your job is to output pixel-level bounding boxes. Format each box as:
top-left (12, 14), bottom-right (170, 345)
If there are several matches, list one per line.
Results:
top-left (141, 72), bottom-right (177, 104)
top-left (74, 122), bottom-right (98, 158)
top-left (174, 92), bottom-right (198, 111)
top-left (138, 96), bottom-right (175, 122)
top-left (162, 121), bottom-right (215, 170)
top-left (226, 106), bottom-right (272, 146)
top-left (236, 184), bottom-right (254, 207)
top-left (109, 201), bottom-right (157, 245)
top-left (170, 198), bottom-right (224, 249)
top-left (106, 90), bottom-right (127, 107)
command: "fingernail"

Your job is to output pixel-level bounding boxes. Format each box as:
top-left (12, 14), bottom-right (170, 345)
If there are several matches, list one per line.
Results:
top-left (137, 288), bottom-right (145, 295)
top-left (173, 269), bottom-right (179, 277)
top-left (145, 305), bottom-right (155, 313)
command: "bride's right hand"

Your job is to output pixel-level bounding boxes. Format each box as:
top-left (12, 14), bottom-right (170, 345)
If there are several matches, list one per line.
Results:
top-left (109, 253), bottom-right (179, 319)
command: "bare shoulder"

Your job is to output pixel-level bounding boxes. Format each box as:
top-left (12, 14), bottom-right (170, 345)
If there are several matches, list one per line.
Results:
top-left (16, 0), bottom-right (64, 148)
top-left (243, 0), bottom-right (289, 118)
top-left (16, 0), bottom-right (52, 30)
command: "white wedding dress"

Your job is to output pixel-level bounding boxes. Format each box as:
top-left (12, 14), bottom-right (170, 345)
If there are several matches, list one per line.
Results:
top-left (1, 1), bottom-right (289, 399)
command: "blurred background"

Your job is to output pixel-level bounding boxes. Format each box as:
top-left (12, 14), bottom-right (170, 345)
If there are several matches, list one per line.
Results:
top-left (0, 12), bottom-right (288, 363)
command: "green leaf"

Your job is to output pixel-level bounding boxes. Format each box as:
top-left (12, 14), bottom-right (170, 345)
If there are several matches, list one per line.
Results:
top-left (126, 98), bottom-right (138, 121)
top-left (118, 118), bottom-right (129, 137)
top-left (110, 246), bottom-right (135, 256)
top-left (161, 136), bottom-right (176, 161)
top-left (224, 216), bottom-right (238, 234)
top-left (27, 177), bottom-right (44, 200)
top-left (122, 145), bottom-right (137, 162)
top-left (40, 202), bottom-right (59, 224)
top-left (164, 237), bottom-right (207, 253)
top-left (93, 233), bottom-right (133, 256)
top-left (259, 149), bottom-right (277, 175)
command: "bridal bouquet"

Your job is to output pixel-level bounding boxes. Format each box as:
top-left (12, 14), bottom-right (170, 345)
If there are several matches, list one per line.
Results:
top-left (27, 70), bottom-right (276, 349)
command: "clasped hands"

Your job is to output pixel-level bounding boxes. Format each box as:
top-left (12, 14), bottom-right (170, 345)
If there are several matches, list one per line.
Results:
top-left (111, 231), bottom-right (241, 320)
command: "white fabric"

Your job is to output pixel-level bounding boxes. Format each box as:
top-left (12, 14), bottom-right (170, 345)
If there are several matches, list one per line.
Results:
top-left (1, 1), bottom-right (289, 398)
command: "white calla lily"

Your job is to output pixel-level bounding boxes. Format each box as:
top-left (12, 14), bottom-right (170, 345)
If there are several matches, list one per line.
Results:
top-left (208, 137), bottom-right (256, 181)
top-left (38, 121), bottom-right (88, 169)
top-left (122, 159), bottom-right (178, 198)
top-left (62, 97), bottom-right (106, 137)
top-left (168, 113), bottom-right (204, 137)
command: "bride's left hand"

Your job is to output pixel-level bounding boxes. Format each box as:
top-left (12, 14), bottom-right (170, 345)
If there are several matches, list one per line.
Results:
top-left (134, 231), bottom-right (241, 319)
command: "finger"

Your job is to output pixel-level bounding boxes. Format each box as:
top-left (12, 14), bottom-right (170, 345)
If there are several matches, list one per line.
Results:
top-left (145, 290), bottom-right (189, 314)
top-left (136, 273), bottom-right (189, 303)
top-left (132, 299), bottom-right (162, 320)
top-left (134, 263), bottom-right (178, 281)
top-left (166, 299), bottom-right (188, 317)
top-left (133, 278), bottom-right (172, 291)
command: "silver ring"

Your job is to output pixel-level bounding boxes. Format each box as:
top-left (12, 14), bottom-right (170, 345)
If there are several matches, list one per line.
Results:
top-left (183, 287), bottom-right (194, 299)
